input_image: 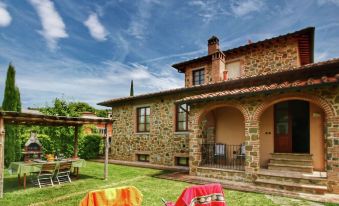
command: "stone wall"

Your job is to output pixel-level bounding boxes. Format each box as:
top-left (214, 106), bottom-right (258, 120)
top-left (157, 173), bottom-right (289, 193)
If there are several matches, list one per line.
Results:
top-left (184, 60), bottom-right (212, 87)
top-left (188, 85), bottom-right (339, 192)
top-left (109, 81), bottom-right (338, 194)
top-left (226, 37), bottom-right (300, 77)
top-left (196, 167), bottom-right (246, 182)
top-left (184, 37), bottom-right (300, 87)
top-left (110, 96), bottom-right (189, 166)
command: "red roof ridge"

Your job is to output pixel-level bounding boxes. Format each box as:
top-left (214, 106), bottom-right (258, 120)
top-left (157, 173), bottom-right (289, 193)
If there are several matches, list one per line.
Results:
top-left (98, 57), bottom-right (339, 107)
top-left (172, 27), bottom-right (315, 71)
top-left (177, 72), bottom-right (339, 104)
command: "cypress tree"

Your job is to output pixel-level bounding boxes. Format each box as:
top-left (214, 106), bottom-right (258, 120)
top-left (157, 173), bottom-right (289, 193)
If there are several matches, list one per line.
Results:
top-left (130, 80), bottom-right (134, 96)
top-left (2, 64), bottom-right (22, 166)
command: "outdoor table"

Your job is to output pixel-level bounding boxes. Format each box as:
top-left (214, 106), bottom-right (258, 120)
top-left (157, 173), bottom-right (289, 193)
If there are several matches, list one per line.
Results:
top-left (8, 159), bottom-right (86, 189)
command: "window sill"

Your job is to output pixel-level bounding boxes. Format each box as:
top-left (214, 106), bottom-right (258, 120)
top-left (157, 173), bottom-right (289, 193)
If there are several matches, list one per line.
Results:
top-left (135, 132), bottom-right (150, 135)
top-left (174, 131), bottom-right (190, 135)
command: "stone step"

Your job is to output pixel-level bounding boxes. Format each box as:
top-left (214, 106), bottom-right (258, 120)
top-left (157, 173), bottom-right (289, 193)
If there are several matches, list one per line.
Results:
top-left (254, 178), bottom-right (327, 195)
top-left (269, 158), bottom-right (313, 166)
top-left (257, 171), bottom-right (327, 186)
top-left (271, 153), bottom-right (313, 160)
top-left (268, 163), bottom-right (313, 173)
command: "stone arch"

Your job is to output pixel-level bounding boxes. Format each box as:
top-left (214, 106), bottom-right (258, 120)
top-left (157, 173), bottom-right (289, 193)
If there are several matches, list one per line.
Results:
top-left (195, 101), bottom-right (250, 126)
top-left (253, 92), bottom-right (334, 172)
top-left (252, 92), bottom-right (335, 122)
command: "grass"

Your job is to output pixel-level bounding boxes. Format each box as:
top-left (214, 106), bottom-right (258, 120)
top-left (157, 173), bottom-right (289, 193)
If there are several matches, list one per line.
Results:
top-left (0, 161), bottom-right (336, 206)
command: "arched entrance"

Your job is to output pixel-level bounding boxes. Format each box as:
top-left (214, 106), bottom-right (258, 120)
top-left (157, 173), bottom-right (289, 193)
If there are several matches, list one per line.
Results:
top-left (198, 106), bottom-right (246, 171)
top-left (274, 100), bottom-right (310, 153)
top-left (259, 99), bottom-right (325, 171)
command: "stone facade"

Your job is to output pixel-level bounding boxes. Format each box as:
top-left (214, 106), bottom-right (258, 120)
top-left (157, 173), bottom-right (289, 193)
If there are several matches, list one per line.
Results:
top-left (188, 85), bottom-right (339, 191)
top-left (184, 37), bottom-right (300, 87)
top-left (110, 96), bottom-right (190, 166)
top-left (107, 29), bottom-right (339, 195)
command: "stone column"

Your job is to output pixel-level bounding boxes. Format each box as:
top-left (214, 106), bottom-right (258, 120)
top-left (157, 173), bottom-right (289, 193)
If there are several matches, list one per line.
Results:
top-left (0, 118), bottom-right (5, 198)
top-left (189, 108), bottom-right (202, 176)
top-left (326, 116), bottom-right (339, 194)
top-left (244, 120), bottom-right (260, 181)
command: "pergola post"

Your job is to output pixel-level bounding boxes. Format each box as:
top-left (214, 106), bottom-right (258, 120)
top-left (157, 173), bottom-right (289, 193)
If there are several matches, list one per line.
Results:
top-left (73, 125), bottom-right (79, 158)
top-left (104, 123), bottom-right (109, 180)
top-left (0, 117), bottom-right (5, 198)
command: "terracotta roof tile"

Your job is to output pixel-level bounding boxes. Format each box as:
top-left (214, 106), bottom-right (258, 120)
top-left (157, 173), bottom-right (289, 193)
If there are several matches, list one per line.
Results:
top-left (176, 73), bottom-right (339, 104)
top-left (173, 27), bottom-right (314, 71)
top-left (98, 58), bottom-right (339, 107)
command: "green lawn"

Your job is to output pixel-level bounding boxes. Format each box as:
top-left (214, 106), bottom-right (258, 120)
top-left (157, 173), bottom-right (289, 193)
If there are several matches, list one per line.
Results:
top-left (0, 161), bottom-right (335, 206)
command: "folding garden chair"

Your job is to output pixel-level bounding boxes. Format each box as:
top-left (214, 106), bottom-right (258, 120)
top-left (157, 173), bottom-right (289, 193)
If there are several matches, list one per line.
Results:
top-left (55, 161), bottom-right (72, 184)
top-left (162, 183), bottom-right (227, 206)
top-left (31, 163), bottom-right (57, 188)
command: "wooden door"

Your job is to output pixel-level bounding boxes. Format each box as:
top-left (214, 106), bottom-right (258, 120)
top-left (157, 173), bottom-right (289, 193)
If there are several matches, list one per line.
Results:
top-left (274, 102), bottom-right (292, 153)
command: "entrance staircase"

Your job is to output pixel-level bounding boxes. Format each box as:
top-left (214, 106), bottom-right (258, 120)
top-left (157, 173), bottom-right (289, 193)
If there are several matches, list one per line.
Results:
top-left (268, 153), bottom-right (313, 173)
top-left (254, 169), bottom-right (328, 194)
top-left (255, 153), bottom-right (328, 194)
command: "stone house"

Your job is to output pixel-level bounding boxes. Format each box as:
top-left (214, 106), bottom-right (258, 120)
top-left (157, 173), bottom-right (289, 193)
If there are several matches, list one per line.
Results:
top-left (98, 27), bottom-right (339, 196)
top-left (81, 111), bottom-right (113, 138)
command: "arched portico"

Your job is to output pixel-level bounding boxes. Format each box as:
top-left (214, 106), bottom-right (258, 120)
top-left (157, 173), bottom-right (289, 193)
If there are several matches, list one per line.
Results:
top-left (253, 93), bottom-right (335, 172)
top-left (189, 102), bottom-right (249, 173)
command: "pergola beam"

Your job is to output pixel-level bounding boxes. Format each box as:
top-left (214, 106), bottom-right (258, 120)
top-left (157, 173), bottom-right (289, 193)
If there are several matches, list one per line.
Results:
top-left (0, 111), bottom-right (114, 198)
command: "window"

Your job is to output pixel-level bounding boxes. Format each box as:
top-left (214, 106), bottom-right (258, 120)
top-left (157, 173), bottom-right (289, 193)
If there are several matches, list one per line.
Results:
top-left (193, 69), bottom-right (205, 85)
top-left (226, 61), bottom-right (241, 79)
top-left (176, 157), bottom-right (189, 166)
top-left (137, 154), bottom-right (150, 162)
top-left (176, 104), bottom-right (190, 131)
top-left (137, 107), bottom-right (150, 132)
top-left (98, 128), bottom-right (106, 135)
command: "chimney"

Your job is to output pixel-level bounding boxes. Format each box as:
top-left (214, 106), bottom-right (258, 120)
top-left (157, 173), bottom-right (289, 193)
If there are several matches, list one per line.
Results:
top-left (208, 36), bottom-right (220, 54)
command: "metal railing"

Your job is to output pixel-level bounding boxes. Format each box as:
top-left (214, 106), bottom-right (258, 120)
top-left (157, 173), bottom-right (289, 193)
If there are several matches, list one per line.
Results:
top-left (200, 143), bottom-right (245, 171)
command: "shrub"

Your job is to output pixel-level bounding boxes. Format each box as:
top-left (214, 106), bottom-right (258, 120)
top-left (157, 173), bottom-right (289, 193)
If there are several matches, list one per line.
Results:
top-left (38, 134), bottom-right (55, 154)
top-left (78, 134), bottom-right (103, 159)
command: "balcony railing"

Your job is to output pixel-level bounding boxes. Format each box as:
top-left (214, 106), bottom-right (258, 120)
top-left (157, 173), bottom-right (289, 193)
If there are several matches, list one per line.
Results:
top-left (200, 143), bottom-right (245, 171)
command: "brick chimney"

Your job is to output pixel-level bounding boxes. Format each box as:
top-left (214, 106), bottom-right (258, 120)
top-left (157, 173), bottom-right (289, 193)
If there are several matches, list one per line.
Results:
top-left (208, 36), bottom-right (226, 83)
top-left (208, 36), bottom-right (220, 54)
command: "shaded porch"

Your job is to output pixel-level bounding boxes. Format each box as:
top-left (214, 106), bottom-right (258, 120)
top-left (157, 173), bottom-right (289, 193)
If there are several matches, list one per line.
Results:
top-left (198, 106), bottom-right (246, 171)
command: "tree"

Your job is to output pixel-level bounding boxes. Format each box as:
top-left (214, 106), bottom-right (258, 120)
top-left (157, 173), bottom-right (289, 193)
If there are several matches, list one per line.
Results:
top-left (2, 64), bottom-right (22, 166)
top-left (130, 80), bottom-right (134, 96)
top-left (38, 98), bottom-right (104, 157)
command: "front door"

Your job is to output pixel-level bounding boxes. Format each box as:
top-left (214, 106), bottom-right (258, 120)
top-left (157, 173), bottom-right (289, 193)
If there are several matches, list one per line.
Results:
top-left (274, 102), bottom-right (292, 153)
top-left (274, 100), bottom-right (310, 153)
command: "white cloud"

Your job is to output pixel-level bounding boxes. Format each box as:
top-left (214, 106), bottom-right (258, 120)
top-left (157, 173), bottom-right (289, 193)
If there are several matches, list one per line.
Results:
top-left (230, 0), bottom-right (265, 17)
top-left (317, 0), bottom-right (339, 6)
top-left (0, 39), bottom-right (183, 108)
top-left (127, 0), bottom-right (160, 39)
top-left (29, 0), bottom-right (68, 50)
top-left (84, 13), bottom-right (108, 41)
top-left (103, 61), bottom-right (182, 91)
top-left (0, 3), bottom-right (12, 27)
top-left (315, 51), bottom-right (329, 62)
top-left (189, 0), bottom-right (230, 22)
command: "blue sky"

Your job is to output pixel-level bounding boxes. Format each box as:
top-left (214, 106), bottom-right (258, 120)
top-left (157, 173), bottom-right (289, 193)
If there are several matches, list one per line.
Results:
top-left (0, 0), bottom-right (338, 109)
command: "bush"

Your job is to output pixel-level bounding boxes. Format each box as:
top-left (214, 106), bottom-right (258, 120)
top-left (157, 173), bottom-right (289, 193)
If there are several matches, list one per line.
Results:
top-left (78, 134), bottom-right (103, 159)
top-left (37, 134), bottom-right (55, 154)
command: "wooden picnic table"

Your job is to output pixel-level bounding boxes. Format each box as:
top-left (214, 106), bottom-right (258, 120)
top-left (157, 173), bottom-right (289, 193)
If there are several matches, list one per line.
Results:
top-left (8, 159), bottom-right (86, 189)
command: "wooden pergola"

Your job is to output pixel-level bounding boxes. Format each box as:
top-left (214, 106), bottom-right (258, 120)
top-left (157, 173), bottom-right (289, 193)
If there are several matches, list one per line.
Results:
top-left (0, 111), bottom-right (114, 198)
